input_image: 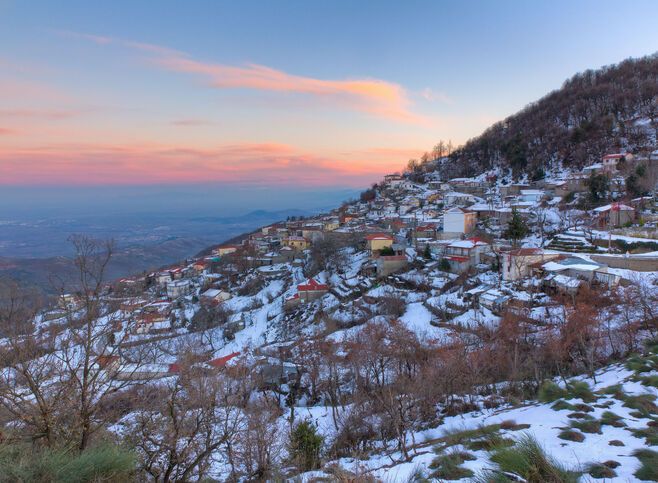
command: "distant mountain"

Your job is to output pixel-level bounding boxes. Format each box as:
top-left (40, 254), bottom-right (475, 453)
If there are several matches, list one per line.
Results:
top-left (444, 54), bottom-right (658, 178)
top-left (190, 208), bottom-right (312, 225)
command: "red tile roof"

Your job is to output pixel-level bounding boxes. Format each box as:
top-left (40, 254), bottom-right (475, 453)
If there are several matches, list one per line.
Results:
top-left (207, 352), bottom-right (241, 368)
top-left (298, 278), bottom-right (329, 291)
top-left (447, 256), bottom-right (469, 262)
top-left (365, 233), bottom-right (394, 241)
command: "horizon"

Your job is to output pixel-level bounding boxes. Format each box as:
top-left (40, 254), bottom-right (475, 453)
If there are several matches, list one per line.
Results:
top-left (2, 0), bottom-right (658, 190)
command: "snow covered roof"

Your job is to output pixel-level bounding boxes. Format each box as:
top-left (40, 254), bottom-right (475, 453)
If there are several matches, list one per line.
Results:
top-left (543, 257), bottom-right (601, 272)
top-left (593, 203), bottom-right (634, 212)
top-left (201, 289), bottom-right (221, 298)
top-left (448, 238), bottom-right (489, 249)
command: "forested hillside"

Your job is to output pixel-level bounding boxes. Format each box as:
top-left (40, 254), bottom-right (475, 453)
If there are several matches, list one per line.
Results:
top-left (445, 54), bottom-right (658, 178)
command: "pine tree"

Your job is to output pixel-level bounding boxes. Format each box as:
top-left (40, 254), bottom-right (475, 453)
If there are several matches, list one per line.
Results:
top-left (289, 421), bottom-right (323, 471)
top-left (505, 208), bottom-right (529, 246)
top-left (423, 244), bottom-right (432, 259)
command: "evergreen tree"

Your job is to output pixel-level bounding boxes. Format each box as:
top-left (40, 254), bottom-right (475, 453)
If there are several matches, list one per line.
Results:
top-left (587, 173), bottom-right (609, 202)
top-left (289, 421), bottom-right (323, 471)
top-left (505, 208), bottom-right (529, 246)
top-left (423, 244), bottom-right (432, 259)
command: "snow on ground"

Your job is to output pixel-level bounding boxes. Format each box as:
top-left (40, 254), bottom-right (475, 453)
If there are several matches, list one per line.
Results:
top-left (399, 302), bottom-right (449, 339)
top-left (311, 362), bottom-right (658, 482)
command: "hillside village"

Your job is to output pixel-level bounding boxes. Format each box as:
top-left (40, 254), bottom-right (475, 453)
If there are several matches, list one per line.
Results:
top-left (11, 148), bottom-right (658, 481)
top-left (85, 151), bottom-right (658, 369)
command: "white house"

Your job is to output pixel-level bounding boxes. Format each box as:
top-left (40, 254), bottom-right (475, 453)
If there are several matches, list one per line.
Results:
top-left (166, 279), bottom-right (192, 299)
top-left (519, 189), bottom-right (545, 203)
top-left (443, 238), bottom-right (490, 273)
top-left (443, 207), bottom-right (477, 235)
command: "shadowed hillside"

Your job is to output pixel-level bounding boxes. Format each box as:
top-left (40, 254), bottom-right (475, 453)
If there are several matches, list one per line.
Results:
top-left (444, 54), bottom-right (658, 178)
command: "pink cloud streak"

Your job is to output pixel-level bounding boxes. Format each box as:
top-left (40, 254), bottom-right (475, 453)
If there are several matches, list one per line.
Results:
top-left (60, 31), bottom-right (431, 125)
top-left (0, 142), bottom-right (404, 187)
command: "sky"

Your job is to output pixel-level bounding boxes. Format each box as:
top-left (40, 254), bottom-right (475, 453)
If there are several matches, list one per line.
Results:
top-left (1, 0), bottom-right (658, 189)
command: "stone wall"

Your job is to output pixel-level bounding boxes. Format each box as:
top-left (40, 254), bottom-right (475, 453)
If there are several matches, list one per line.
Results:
top-left (591, 255), bottom-right (658, 271)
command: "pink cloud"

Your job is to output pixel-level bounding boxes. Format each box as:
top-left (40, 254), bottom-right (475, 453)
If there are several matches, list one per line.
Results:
top-left (0, 142), bottom-right (404, 187)
top-left (0, 109), bottom-right (82, 120)
top-left (0, 127), bottom-right (15, 135)
top-left (170, 118), bottom-right (214, 126)
top-left (61, 31), bottom-right (431, 125)
top-left (155, 57), bottom-right (429, 125)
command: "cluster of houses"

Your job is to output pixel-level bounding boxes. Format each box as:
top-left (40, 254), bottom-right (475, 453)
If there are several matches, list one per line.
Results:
top-left (36, 151), bottom-right (656, 386)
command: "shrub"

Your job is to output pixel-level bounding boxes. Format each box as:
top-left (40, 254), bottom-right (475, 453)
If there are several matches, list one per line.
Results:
top-left (623, 394), bottom-right (658, 417)
top-left (608, 440), bottom-right (624, 446)
top-left (638, 375), bottom-right (658, 388)
top-left (438, 258), bottom-right (451, 272)
top-left (566, 412), bottom-right (593, 420)
top-left (626, 354), bottom-right (653, 373)
top-left (573, 403), bottom-right (594, 412)
top-left (466, 434), bottom-right (514, 451)
top-left (598, 384), bottom-right (624, 397)
top-left (0, 443), bottom-right (135, 482)
top-left (570, 419), bottom-right (602, 434)
top-left (600, 411), bottom-right (625, 428)
top-left (488, 434), bottom-right (578, 482)
top-left (633, 449), bottom-right (658, 481)
top-left (499, 420), bottom-right (531, 431)
top-left (586, 463), bottom-right (617, 479)
top-left (567, 381), bottom-right (596, 402)
top-left (440, 424), bottom-right (501, 448)
top-left (538, 381), bottom-right (567, 403)
top-left (379, 246), bottom-right (395, 256)
top-left (630, 425), bottom-right (658, 445)
top-left (428, 451), bottom-right (475, 480)
top-left (558, 429), bottom-right (585, 442)
top-left (289, 420), bottom-right (324, 471)
top-left (551, 400), bottom-right (576, 411)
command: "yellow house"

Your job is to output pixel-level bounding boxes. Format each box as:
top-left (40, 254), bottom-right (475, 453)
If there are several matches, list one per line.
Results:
top-left (366, 233), bottom-right (394, 253)
top-left (323, 220), bottom-right (339, 231)
top-left (213, 245), bottom-right (239, 256)
top-left (283, 236), bottom-right (309, 251)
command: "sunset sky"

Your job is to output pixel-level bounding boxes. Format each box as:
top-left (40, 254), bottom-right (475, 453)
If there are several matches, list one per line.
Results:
top-left (1, 0), bottom-right (658, 188)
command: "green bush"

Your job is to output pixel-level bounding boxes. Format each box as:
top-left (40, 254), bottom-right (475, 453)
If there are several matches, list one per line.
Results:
top-left (623, 394), bottom-right (658, 417)
top-left (289, 420), bottom-right (324, 471)
top-left (0, 443), bottom-right (135, 483)
top-left (600, 411), bottom-right (625, 428)
top-left (466, 433), bottom-right (514, 451)
top-left (428, 451), bottom-right (475, 480)
top-left (633, 449), bottom-right (658, 481)
top-left (626, 354), bottom-right (653, 373)
top-left (570, 419), bottom-right (602, 434)
top-left (499, 420), bottom-right (531, 431)
top-left (566, 412), bottom-right (593, 420)
top-left (638, 375), bottom-right (658, 388)
top-left (567, 381), bottom-right (596, 402)
top-left (586, 463), bottom-right (617, 479)
top-left (558, 429), bottom-right (585, 443)
top-left (488, 434), bottom-right (578, 483)
top-left (551, 400), bottom-right (576, 411)
top-left (631, 425), bottom-right (658, 445)
top-left (597, 384), bottom-right (624, 397)
top-left (538, 381), bottom-right (567, 403)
